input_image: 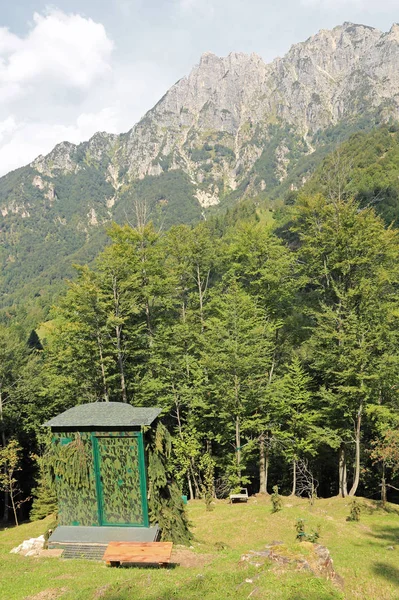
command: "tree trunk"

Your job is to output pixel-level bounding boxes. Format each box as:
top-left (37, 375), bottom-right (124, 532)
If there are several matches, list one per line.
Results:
top-left (115, 324), bottom-right (127, 403)
top-left (206, 439), bottom-right (216, 498)
top-left (10, 479), bottom-right (18, 526)
top-left (259, 433), bottom-right (266, 494)
top-left (349, 402), bottom-right (363, 496)
top-left (112, 276), bottom-right (128, 403)
top-left (259, 433), bottom-right (270, 495)
top-left (291, 459), bottom-right (297, 496)
top-left (96, 331), bottom-right (109, 402)
top-left (268, 330), bottom-right (279, 384)
top-left (187, 474), bottom-right (194, 501)
top-left (196, 265), bottom-right (205, 333)
top-left (235, 415), bottom-right (241, 480)
top-left (190, 460), bottom-right (200, 498)
top-left (0, 384), bottom-right (8, 522)
top-left (338, 443), bottom-right (348, 497)
top-left (381, 463), bottom-right (387, 508)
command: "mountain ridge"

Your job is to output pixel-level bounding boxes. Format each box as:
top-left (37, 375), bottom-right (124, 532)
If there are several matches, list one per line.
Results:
top-left (22, 22), bottom-right (399, 192)
top-left (2, 21), bottom-right (399, 308)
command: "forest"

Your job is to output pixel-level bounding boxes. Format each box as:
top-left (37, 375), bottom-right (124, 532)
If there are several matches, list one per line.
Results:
top-left (2, 129), bottom-right (399, 524)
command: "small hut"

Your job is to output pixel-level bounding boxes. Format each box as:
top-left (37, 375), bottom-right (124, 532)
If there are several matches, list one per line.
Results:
top-left (44, 402), bottom-right (161, 556)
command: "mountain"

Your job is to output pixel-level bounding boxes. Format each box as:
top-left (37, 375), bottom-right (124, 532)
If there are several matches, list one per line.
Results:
top-left (2, 21), bottom-right (399, 308)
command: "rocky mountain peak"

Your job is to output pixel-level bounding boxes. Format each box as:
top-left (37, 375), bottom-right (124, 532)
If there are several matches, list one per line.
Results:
top-left (16, 22), bottom-right (399, 207)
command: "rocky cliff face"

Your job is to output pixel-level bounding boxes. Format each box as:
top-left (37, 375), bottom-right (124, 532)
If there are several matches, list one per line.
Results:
top-left (116, 22), bottom-right (399, 204)
top-left (2, 21), bottom-right (399, 305)
top-left (19, 22), bottom-right (399, 213)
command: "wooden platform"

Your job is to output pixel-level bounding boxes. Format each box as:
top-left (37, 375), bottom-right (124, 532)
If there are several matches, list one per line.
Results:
top-left (103, 541), bottom-right (173, 567)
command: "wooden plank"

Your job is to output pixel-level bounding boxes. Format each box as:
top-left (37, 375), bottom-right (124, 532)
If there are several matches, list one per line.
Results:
top-left (105, 542), bottom-right (172, 549)
top-left (103, 541), bottom-right (173, 565)
top-left (105, 545), bottom-right (171, 553)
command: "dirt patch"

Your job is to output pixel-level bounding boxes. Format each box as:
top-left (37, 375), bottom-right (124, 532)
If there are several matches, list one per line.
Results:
top-left (171, 548), bottom-right (214, 568)
top-left (93, 585), bottom-right (111, 599)
top-left (25, 588), bottom-right (67, 600)
top-left (38, 549), bottom-right (64, 558)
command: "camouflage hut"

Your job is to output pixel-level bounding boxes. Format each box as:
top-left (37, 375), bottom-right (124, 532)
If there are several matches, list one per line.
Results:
top-left (44, 402), bottom-right (161, 555)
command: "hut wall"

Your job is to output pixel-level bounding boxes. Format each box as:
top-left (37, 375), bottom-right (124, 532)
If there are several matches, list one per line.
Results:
top-left (52, 431), bottom-right (147, 527)
top-left (53, 431), bottom-right (98, 526)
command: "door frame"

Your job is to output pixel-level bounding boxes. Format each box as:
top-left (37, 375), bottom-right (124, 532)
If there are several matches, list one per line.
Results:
top-left (91, 431), bottom-right (149, 527)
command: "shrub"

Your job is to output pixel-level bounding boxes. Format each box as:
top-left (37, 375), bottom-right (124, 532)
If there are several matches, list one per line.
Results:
top-left (346, 499), bottom-right (361, 522)
top-left (271, 485), bottom-right (283, 513)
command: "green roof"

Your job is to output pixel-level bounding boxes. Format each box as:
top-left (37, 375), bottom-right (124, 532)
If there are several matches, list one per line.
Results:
top-left (43, 402), bottom-right (161, 429)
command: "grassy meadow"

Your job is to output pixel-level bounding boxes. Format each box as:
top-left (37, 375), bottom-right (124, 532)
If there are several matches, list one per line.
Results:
top-left (1, 495), bottom-right (399, 600)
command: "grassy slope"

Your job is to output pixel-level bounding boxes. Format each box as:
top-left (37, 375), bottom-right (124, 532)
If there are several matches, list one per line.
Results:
top-left (0, 496), bottom-right (398, 600)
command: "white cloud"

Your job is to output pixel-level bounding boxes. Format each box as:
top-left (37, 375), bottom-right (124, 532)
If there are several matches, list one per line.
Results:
top-left (177, 0), bottom-right (215, 18)
top-left (0, 11), bottom-right (113, 102)
top-left (300, 0), bottom-right (397, 8)
top-left (0, 10), bottom-right (121, 175)
top-left (0, 28), bottom-right (21, 54)
top-left (0, 116), bottom-right (18, 143)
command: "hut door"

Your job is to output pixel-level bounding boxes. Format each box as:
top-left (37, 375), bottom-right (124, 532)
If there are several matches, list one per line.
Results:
top-left (93, 434), bottom-right (149, 527)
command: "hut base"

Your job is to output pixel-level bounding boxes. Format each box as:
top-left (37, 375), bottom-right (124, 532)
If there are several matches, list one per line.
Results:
top-left (48, 525), bottom-right (159, 560)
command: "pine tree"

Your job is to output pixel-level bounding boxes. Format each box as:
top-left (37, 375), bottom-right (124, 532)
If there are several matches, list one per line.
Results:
top-left (30, 454), bottom-right (58, 521)
top-left (146, 422), bottom-right (192, 545)
top-left (27, 330), bottom-right (43, 351)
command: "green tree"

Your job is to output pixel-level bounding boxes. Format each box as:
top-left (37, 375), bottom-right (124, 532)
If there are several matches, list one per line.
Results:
top-left (27, 330), bottom-right (43, 351)
top-left (0, 439), bottom-right (22, 526)
top-left (0, 325), bottom-right (29, 521)
top-left (203, 277), bottom-right (277, 490)
top-left (166, 223), bottom-right (218, 333)
top-left (222, 221), bottom-right (299, 492)
top-left (294, 194), bottom-right (399, 496)
top-left (272, 357), bottom-right (321, 495)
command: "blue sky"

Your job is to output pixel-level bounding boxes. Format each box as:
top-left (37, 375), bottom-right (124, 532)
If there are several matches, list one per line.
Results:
top-left (0, 0), bottom-right (397, 174)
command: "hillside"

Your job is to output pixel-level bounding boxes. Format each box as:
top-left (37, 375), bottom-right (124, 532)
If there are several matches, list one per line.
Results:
top-left (3, 22), bottom-right (399, 307)
top-left (1, 497), bottom-right (399, 599)
top-left (298, 124), bottom-right (399, 226)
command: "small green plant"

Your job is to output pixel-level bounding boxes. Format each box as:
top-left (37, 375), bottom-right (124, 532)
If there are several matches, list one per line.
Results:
top-left (295, 518), bottom-right (306, 541)
top-left (307, 527), bottom-right (320, 543)
top-left (295, 518), bottom-right (320, 543)
top-left (346, 499), bottom-right (361, 522)
top-left (271, 485), bottom-right (283, 513)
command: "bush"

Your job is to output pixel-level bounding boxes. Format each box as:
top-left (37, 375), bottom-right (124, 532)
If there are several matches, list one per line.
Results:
top-left (271, 485), bottom-right (283, 513)
top-left (346, 499), bottom-right (361, 522)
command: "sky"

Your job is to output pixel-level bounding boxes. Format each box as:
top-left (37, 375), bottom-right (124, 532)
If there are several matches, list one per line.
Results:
top-left (0, 0), bottom-right (397, 175)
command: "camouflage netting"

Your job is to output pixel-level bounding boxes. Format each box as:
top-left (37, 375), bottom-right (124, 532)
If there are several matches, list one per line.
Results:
top-left (48, 431), bottom-right (146, 526)
top-left (96, 435), bottom-right (144, 525)
top-left (50, 432), bottom-right (98, 526)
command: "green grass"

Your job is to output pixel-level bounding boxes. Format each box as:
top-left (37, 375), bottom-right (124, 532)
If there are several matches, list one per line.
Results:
top-left (1, 496), bottom-right (398, 599)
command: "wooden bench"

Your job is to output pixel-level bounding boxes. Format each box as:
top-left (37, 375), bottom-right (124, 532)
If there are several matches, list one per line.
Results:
top-left (103, 541), bottom-right (173, 567)
top-left (229, 487), bottom-right (249, 503)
